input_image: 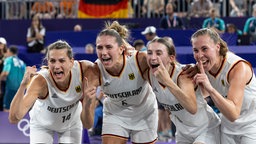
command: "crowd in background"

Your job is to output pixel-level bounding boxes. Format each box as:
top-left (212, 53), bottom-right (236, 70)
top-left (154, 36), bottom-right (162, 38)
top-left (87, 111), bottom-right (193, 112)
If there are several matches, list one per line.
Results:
top-left (0, 0), bottom-right (256, 20)
top-left (1, 0), bottom-right (256, 46)
top-left (1, 1), bottom-right (256, 143)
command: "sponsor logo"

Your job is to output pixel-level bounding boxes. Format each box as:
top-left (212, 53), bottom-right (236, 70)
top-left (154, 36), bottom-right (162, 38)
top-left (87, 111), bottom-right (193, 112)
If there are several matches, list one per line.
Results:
top-left (52, 93), bottom-right (58, 98)
top-left (153, 87), bottom-right (158, 92)
top-left (104, 81), bottom-right (110, 87)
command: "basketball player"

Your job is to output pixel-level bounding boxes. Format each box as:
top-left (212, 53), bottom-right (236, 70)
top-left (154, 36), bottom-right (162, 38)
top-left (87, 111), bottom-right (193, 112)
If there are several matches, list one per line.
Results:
top-left (9, 40), bottom-right (96, 143)
top-left (192, 28), bottom-right (256, 143)
top-left (146, 38), bottom-right (221, 144)
top-left (81, 21), bottom-right (159, 144)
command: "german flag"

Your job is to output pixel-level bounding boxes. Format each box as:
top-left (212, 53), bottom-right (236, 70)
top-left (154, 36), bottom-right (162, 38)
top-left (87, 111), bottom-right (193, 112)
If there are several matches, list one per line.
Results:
top-left (78, 0), bottom-right (128, 18)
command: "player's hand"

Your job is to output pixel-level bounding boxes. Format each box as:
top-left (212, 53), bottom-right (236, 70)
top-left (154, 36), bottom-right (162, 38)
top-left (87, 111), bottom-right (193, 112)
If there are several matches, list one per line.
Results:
top-left (124, 45), bottom-right (135, 56)
top-left (82, 77), bottom-right (96, 105)
top-left (152, 56), bottom-right (172, 86)
top-left (181, 63), bottom-right (198, 78)
top-left (21, 66), bottom-right (37, 86)
top-left (193, 60), bottom-right (213, 92)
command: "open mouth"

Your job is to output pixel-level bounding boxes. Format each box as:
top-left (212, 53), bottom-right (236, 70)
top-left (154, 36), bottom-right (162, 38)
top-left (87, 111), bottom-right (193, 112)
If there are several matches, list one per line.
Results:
top-left (151, 64), bottom-right (160, 68)
top-left (102, 58), bottom-right (111, 62)
top-left (54, 71), bottom-right (64, 78)
top-left (201, 60), bottom-right (208, 65)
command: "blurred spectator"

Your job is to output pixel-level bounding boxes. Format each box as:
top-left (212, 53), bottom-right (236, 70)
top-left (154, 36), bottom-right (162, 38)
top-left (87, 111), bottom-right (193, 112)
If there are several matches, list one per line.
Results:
top-left (128, 0), bottom-right (134, 18)
top-left (0, 37), bottom-right (7, 111)
top-left (131, 0), bottom-right (144, 18)
top-left (30, 1), bottom-right (56, 19)
top-left (243, 4), bottom-right (256, 44)
top-left (141, 26), bottom-right (159, 45)
top-left (56, 0), bottom-right (76, 19)
top-left (226, 23), bottom-right (243, 45)
top-left (160, 3), bottom-right (185, 30)
top-left (85, 43), bottom-right (95, 54)
top-left (202, 8), bottom-right (225, 34)
top-left (168, 0), bottom-right (192, 17)
top-left (133, 39), bottom-right (147, 52)
top-left (7, 2), bottom-right (27, 19)
top-left (211, 0), bottom-right (222, 17)
top-left (229, 0), bottom-right (247, 17)
top-left (74, 24), bottom-right (82, 32)
top-left (26, 14), bottom-right (46, 53)
top-left (142, 0), bottom-right (165, 18)
top-left (189, 0), bottom-right (213, 18)
top-left (1, 45), bottom-right (26, 112)
top-left (226, 23), bottom-right (242, 35)
top-left (0, 37), bottom-right (7, 66)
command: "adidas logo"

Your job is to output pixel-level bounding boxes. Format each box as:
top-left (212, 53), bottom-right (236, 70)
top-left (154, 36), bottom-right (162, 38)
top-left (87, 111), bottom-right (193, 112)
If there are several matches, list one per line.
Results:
top-left (52, 93), bottom-right (58, 98)
top-left (104, 82), bottom-right (110, 87)
top-left (153, 87), bottom-right (158, 92)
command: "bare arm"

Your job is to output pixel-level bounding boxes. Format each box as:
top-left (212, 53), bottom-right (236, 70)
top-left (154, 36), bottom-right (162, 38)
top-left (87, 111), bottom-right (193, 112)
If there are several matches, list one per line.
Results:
top-left (142, 0), bottom-right (148, 15)
top-left (230, 0), bottom-right (239, 13)
top-left (138, 52), bottom-right (150, 80)
top-left (152, 57), bottom-right (197, 114)
top-left (165, 74), bottom-right (197, 114)
top-left (80, 60), bottom-right (100, 129)
top-left (194, 60), bottom-right (250, 122)
top-left (176, 74), bottom-right (197, 114)
top-left (9, 66), bottom-right (47, 123)
top-left (210, 62), bottom-right (250, 121)
top-left (155, 0), bottom-right (165, 14)
top-left (230, 0), bottom-right (246, 16)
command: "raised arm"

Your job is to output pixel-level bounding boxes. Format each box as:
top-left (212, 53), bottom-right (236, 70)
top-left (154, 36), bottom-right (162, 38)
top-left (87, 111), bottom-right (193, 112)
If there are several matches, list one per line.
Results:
top-left (153, 57), bottom-right (197, 114)
top-left (80, 60), bottom-right (100, 129)
top-left (194, 60), bottom-right (251, 122)
top-left (211, 62), bottom-right (250, 121)
top-left (9, 66), bottom-right (47, 124)
top-left (137, 52), bottom-right (150, 80)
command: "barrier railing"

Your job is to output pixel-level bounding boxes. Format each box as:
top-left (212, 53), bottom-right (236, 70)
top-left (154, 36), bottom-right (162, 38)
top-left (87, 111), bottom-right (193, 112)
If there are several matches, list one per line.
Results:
top-left (0, 0), bottom-right (78, 19)
top-left (1, 0), bottom-right (255, 20)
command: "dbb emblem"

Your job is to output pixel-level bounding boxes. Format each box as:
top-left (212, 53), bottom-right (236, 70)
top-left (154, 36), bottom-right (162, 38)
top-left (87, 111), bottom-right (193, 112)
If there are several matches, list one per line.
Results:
top-left (128, 73), bottom-right (135, 80)
top-left (75, 86), bottom-right (81, 93)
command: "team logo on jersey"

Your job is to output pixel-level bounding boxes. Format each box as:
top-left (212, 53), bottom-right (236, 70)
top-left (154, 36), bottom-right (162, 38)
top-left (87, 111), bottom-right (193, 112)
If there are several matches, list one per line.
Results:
top-left (75, 86), bottom-right (81, 93)
top-left (221, 79), bottom-right (225, 86)
top-left (128, 73), bottom-right (135, 80)
top-left (52, 93), bottom-right (58, 98)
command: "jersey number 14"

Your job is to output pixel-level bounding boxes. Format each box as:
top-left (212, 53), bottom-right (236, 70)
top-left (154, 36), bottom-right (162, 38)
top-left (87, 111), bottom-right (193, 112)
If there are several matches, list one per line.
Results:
top-left (62, 113), bottom-right (71, 123)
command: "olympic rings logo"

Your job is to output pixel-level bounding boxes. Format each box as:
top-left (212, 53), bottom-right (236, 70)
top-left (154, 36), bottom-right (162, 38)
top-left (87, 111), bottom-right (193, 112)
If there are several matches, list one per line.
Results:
top-left (17, 118), bottom-right (30, 137)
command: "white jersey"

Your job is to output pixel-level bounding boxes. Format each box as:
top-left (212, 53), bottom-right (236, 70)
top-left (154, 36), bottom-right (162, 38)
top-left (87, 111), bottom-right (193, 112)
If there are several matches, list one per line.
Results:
top-left (149, 63), bottom-right (220, 137)
top-left (96, 52), bottom-right (158, 130)
top-left (29, 61), bottom-right (83, 132)
top-left (206, 52), bottom-right (256, 135)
